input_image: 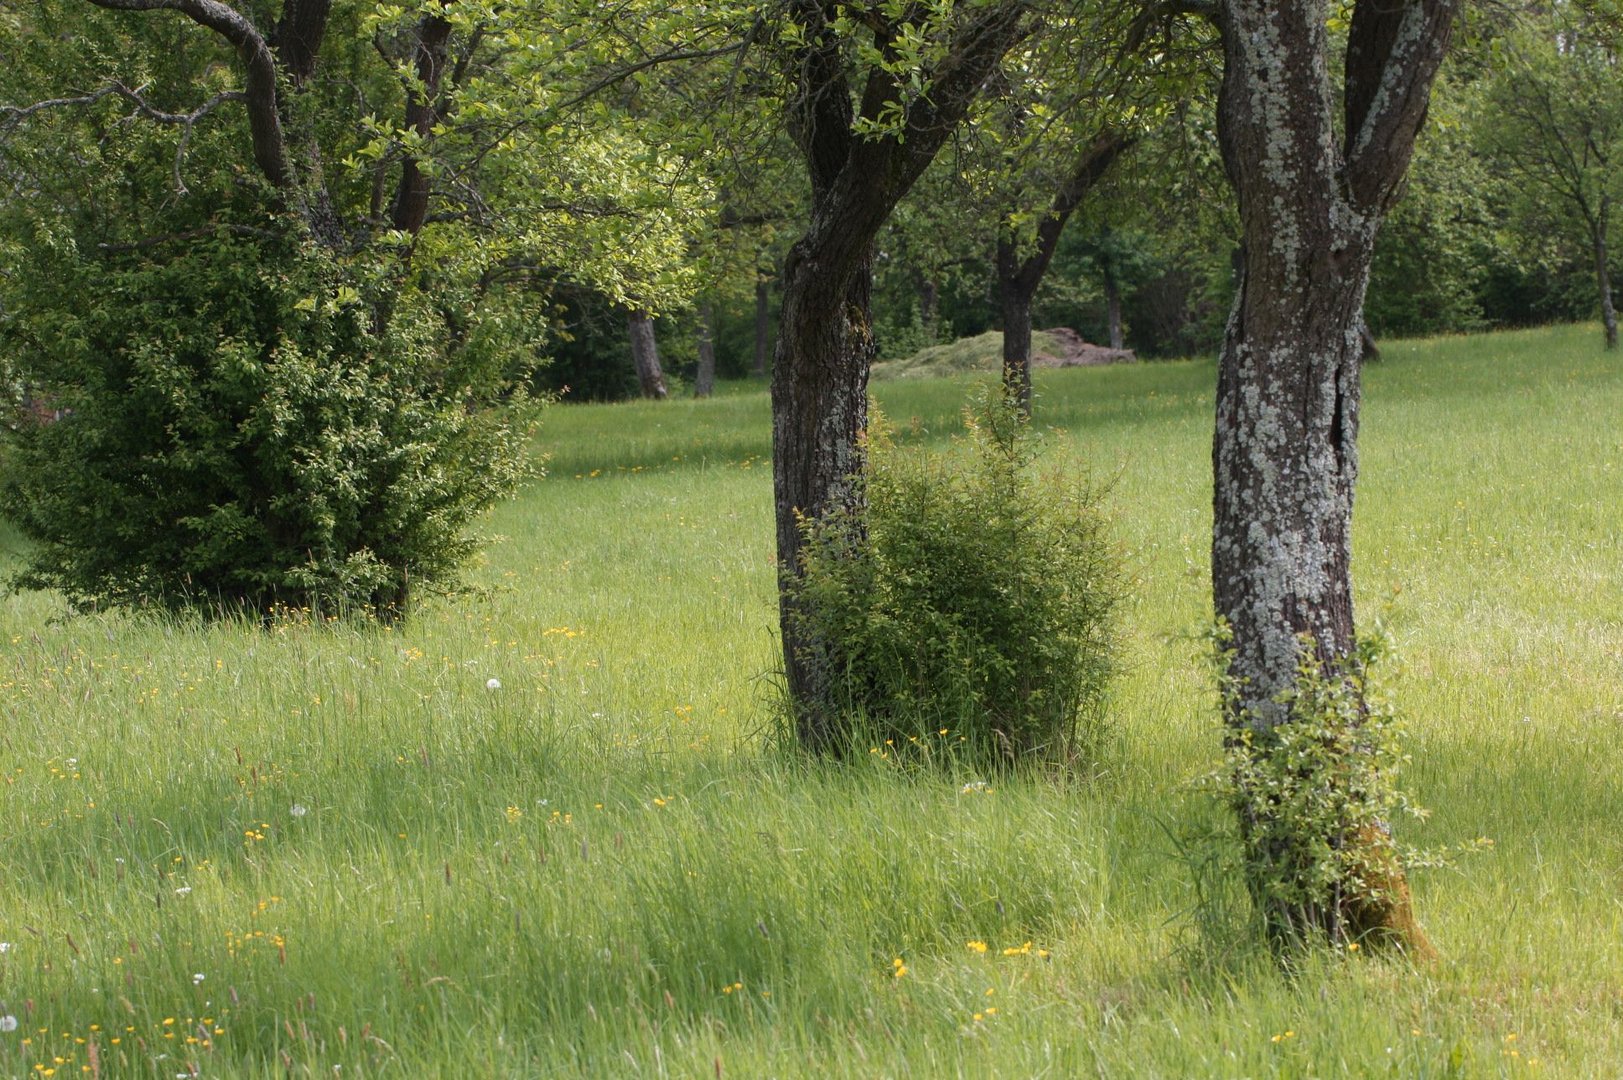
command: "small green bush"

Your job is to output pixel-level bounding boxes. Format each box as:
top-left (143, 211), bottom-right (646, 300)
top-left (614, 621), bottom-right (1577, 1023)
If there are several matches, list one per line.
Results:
top-left (789, 389), bottom-right (1121, 765)
top-left (0, 220), bottom-right (534, 618)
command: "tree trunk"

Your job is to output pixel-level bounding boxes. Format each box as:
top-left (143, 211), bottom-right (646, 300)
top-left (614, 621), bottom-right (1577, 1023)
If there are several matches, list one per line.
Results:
top-left (694, 301), bottom-right (717, 398)
top-left (918, 275), bottom-right (940, 343)
top-left (753, 272), bottom-right (772, 378)
top-left (993, 131), bottom-right (1134, 417)
top-left (1212, 0), bottom-right (1457, 955)
top-left (773, 239), bottom-right (875, 751)
top-left (1104, 273), bottom-right (1124, 350)
top-left (392, 12), bottom-right (454, 237)
top-left (771, 0), bottom-right (1028, 751)
top-left (1594, 209), bottom-right (1617, 349)
top-left (627, 310), bottom-right (668, 400)
top-left (996, 233), bottom-right (1036, 416)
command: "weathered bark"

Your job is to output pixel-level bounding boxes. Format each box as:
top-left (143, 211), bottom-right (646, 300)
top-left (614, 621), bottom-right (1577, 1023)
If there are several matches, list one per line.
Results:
top-left (773, 0), bottom-right (1029, 750)
top-left (995, 130), bottom-right (1134, 415)
top-left (627, 310), bottom-right (668, 400)
top-left (274, 0), bottom-right (329, 86)
top-left (753, 272), bottom-right (772, 377)
top-left (1212, 0), bottom-right (1457, 954)
top-left (694, 302), bottom-right (717, 398)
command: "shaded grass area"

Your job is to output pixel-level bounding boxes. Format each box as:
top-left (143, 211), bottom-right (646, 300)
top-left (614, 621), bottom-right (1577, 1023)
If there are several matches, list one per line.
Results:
top-left (1, 324), bottom-right (1619, 1076)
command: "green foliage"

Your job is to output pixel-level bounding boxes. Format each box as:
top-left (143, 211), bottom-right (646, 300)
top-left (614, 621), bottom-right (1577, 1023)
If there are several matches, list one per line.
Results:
top-left (790, 389), bottom-right (1120, 764)
top-left (1207, 628), bottom-right (1474, 947)
top-left (0, 220), bottom-right (534, 618)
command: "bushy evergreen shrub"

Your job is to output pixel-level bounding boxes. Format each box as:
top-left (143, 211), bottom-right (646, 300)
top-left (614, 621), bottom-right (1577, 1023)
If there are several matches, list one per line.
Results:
top-left (790, 390), bottom-right (1121, 764)
top-left (0, 220), bottom-right (533, 618)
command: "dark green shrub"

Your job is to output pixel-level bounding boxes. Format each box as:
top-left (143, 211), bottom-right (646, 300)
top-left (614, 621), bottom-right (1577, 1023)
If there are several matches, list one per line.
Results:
top-left (0, 220), bottom-right (533, 618)
top-left (789, 390), bottom-right (1121, 765)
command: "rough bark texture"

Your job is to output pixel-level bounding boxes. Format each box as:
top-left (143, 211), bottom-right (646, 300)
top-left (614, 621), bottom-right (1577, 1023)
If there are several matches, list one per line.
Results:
top-left (1212, 0), bottom-right (1457, 954)
top-left (694, 302), bottom-right (717, 398)
top-left (995, 131), bottom-right (1133, 416)
top-left (773, 0), bottom-right (1029, 751)
top-left (627, 310), bottom-right (668, 400)
top-left (274, 0), bottom-right (329, 86)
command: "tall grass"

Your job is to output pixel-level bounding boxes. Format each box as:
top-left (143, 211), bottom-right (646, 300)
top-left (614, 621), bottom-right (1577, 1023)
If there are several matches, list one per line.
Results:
top-left (1, 324), bottom-right (1618, 1076)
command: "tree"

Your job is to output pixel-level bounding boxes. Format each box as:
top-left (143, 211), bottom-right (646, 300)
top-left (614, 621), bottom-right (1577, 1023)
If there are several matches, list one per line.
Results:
top-left (766, 0), bottom-right (1031, 750)
top-left (995, 130), bottom-right (1135, 411)
top-left (0, 2), bottom-right (700, 614)
top-left (1473, 10), bottom-right (1623, 349)
top-left (1193, 0), bottom-right (1459, 950)
top-left (626, 309), bottom-right (670, 398)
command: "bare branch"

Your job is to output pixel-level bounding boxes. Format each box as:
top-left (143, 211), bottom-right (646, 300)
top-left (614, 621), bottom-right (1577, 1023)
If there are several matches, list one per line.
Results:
top-left (84, 0), bottom-right (293, 189)
top-left (2, 82), bottom-right (243, 192)
top-left (557, 44), bottom-right (746, 112)
top-left (95, 222), bottom-right (278, 253)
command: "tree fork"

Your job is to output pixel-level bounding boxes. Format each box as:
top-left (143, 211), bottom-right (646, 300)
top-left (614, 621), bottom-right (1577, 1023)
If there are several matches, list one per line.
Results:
top-left (1210, 0), bottom-right (1457, 956)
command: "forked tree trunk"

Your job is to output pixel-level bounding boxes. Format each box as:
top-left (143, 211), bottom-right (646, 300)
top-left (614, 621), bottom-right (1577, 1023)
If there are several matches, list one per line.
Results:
top-left (1213, 0), bottom-right (1457, 955)
top-left (627, 310), bottom-right (668, 399)
top-left (994, 131), bottom-right (1134, 417)
top-left (772, 1), bottom-right (1028, 751)
top-left (694, 302), bottom-right (717, 397)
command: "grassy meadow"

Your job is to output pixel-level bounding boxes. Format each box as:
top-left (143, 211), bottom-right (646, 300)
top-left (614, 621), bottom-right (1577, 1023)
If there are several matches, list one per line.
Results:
top-left (1, 324), bottom-right (1620, 1077)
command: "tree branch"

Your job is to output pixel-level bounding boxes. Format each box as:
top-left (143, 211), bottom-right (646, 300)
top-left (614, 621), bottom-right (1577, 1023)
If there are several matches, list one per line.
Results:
top-left (2, 83), bottom-right (243, 192)
top-left (84, 0), bottom-right (293, 189)
top-left (1343, 0), bottom-right (1461, 212)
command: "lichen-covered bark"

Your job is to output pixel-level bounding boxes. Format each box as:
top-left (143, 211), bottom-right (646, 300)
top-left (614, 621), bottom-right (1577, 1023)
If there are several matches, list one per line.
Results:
top-left (1212, 0), bottom-right (1457, 952)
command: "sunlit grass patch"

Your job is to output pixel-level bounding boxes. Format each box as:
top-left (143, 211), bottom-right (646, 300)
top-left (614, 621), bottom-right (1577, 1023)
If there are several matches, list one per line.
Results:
top-left (1, 323), bottom-right (1619, 1076)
